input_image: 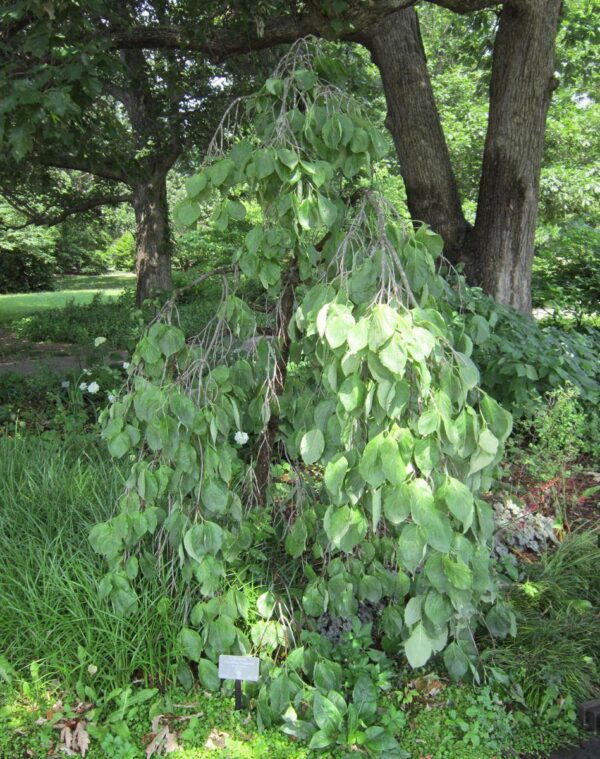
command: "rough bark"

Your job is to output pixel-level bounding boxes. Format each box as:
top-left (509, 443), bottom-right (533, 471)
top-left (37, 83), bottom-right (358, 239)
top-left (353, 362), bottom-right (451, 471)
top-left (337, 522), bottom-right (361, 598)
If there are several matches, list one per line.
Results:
top-left (364, 8), bottom-right (469, 262)
top-left (465, 0), bottom-right (562, 313)
top-left (132, 174), bottom-right (172, 306)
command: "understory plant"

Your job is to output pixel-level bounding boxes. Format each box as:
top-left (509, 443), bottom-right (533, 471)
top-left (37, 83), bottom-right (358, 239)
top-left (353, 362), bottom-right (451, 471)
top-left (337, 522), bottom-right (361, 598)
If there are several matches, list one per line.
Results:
top-left (90, 41), bottom-right (515, 754)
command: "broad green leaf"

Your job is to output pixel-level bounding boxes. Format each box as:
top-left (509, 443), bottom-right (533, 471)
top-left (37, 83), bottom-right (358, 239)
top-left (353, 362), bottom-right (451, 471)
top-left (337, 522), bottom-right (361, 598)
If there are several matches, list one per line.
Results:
top-left (300, 429), bottom-right (325, 464)
top-left (285, 517), bottom-right (308, 558)
top-left (379, 335), bottom-right (407, 375)
top-left (198, 658), bottom-right (220, 691)
top-left (368, 304), bottom-right (398, 350)
top-left (324, 454), bottom-right (349, 498)
top-left (437, 477), bottom-right (474, 531)
top-left (184, 522), bottom-right (223, 561)
top-left (442, 556), bottom-right (472, 590)
top-left (443, 642), bottom-right (470, 681)
top-left (313, 691), bottom-right (343, 732)
top-left (179, 628), bottom-right (202, 662)
top-left (325, 304), bottom-right (355, 349)
top-left (404, 622), bottom-right (432, 668)
top-left (398, 524), bottom-right (425, 574)
top-left (339, 374), bottom-right (365, 412)
top-left (383, 483), bottom-right (410, 524)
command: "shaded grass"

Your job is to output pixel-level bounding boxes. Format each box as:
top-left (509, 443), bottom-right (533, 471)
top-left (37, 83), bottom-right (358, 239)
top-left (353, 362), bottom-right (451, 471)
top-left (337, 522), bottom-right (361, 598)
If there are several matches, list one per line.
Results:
top-left (0, 273), bottom-right (135, 324)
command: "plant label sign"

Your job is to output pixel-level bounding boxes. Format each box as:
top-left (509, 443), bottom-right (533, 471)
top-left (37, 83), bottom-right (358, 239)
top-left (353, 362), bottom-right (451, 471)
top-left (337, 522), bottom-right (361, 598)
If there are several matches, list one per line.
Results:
top-left (218, 655), bottom-right (260, 682)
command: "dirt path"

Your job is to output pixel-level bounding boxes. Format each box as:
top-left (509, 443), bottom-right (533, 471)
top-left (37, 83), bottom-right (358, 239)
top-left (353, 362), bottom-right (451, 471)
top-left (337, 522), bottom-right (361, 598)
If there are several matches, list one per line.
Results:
top-left (0, 327), bottom-right (123, 376)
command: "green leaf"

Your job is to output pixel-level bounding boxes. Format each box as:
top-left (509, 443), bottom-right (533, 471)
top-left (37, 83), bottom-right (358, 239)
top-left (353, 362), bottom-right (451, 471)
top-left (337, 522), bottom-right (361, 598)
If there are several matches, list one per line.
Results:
top-left (405, 622), bottom-right (432, 668)
top-left (208, 159), bottom-right (234, 186)
top-left (314, 661), bottom-right (342, 692)
top-left (368, 304), bottom-right (398, 350)
top-left (442, 556), bottom-right (472, 590)
top-left (398, 524), bottom-right (425, 574)
top-left (317, 193), bottom-right (338, 228)
top-left (437, 477), bottom-right (474, 531)
top-left (176, 200), bottom-right (202, 226)
top-left (198, 658), bottom-right (220, 691)
top-left (209, 615), bottom-right (237, 650)
top-left (300, 429), bottom-right (325, 464)
top-left (350, 127), bottom-right (369, 153)
top-left (254, 148), bottom-right (276, 179)
top-left (359, 434), bottom-right (385, 488)
top-left (313, 692), bottom-right (343, 733)
top-left (294, 69), bottom-right (317, 91)
top-left (285, 517), bottom-right (308, 558)
top-left (325, 304), bottom-right (355, 349)
top-left (179, 628), bottom-right (203, 662)
top-left (379, 334), bottom-right (407, 375)
top-left (183, 522), bottom-right (223, 562)
top-left (383, 484), bottom-right (410, 524)
top-left (324, 454), bottom-right (349, 499)
top-left (185, 173), bottom-right (207, 198)
top-left (443, 642), bottom-right (470, 681)
top-left (479, 428), bottom-right (499, 455)
top-left (228, 200), bottom-right (246, 221)
top-left (339, 374), bottom-right (365, 412)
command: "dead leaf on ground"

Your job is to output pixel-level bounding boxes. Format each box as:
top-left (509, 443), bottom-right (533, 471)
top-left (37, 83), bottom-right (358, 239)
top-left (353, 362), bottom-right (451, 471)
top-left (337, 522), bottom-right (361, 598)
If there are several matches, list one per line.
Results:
top-left (204, 727), bottom-right (229, 750)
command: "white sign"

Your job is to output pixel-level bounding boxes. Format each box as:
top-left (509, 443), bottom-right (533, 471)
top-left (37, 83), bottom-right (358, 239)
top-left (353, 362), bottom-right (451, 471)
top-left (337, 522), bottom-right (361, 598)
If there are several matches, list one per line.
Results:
top-left (218, 655), bottom-right (260, 682)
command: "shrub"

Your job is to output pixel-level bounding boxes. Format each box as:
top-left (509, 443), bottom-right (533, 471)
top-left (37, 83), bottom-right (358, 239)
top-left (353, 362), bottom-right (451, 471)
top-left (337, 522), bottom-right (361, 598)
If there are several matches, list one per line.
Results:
top-left (533, 220), bottom-right (600, 322)
top-left (105, 231), bottom-right (136, 271)
top-left (0, 226), bottom-right (56, 293)
top-left (13, 292), bottom-right (140, 348)
top-left (457, 287), bottom-right (600, 417)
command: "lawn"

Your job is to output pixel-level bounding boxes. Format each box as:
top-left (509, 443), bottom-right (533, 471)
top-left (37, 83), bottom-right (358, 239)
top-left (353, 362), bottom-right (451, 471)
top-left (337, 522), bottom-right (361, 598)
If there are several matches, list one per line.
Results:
top-left (0, 272), bottom-right (135, 324)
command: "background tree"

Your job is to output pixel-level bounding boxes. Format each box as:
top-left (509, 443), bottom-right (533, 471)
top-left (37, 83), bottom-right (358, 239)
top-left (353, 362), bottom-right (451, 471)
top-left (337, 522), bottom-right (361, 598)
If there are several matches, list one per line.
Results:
top-left (2, 0), bottom-right (596, 312)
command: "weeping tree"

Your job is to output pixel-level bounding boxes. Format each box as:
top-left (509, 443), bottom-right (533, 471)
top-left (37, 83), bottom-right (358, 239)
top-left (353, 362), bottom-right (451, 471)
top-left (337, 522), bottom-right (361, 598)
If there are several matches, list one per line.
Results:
top-left (91, 43), bottom-right (513, 754)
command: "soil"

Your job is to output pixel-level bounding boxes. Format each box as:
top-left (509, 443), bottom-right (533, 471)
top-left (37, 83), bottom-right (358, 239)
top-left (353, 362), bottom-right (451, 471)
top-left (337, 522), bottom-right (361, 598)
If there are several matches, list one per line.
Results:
top-left (0, 327), bottom-right (124, 375)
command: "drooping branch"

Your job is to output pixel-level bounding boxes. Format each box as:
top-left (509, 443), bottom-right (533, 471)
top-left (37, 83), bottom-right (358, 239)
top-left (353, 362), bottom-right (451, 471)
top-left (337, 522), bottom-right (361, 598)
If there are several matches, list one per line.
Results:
top-left (0, 193), bottom-right (132, 230)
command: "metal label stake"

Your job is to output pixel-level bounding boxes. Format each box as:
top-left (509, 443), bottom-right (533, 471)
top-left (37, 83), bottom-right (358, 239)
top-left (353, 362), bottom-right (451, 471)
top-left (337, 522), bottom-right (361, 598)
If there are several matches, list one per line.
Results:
top-left (218, 655), bottom-right (260, 712)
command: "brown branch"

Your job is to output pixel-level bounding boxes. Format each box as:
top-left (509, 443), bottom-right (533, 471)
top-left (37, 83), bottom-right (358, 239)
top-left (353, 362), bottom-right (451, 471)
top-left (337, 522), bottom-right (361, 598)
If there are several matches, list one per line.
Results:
top-left (431, 0), bottom-right (503, 12)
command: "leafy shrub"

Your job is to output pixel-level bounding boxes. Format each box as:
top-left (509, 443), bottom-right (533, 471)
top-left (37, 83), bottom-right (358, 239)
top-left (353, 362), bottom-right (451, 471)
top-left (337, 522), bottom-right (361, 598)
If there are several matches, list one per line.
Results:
top-left (457, 288), bottom-right (600, 417)
top-left (52, 217), bottom-right (114, 275)
top-left (13, 292), bottom-right (140, 348)
top-left (533, 220), bottom-right (600, 322)
top-left (105, 231), bottom-right (136, 271)
top-left (0, 226), bottom-right (56, 292)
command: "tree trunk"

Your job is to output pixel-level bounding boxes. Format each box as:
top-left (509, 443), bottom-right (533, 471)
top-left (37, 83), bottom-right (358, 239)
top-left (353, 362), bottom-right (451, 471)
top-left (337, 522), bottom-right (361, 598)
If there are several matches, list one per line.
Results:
top-left (364, 8), bottom-right (469, 262)
top-left (465, 0), bottom-right (562, 314)
top-left (132, 174), bottom-right (172, 306)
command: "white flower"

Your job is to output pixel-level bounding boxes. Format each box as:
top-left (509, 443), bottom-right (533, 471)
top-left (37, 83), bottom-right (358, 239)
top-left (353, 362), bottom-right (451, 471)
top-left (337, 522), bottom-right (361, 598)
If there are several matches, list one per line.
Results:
top-left (79, 382), bottom-right (87, 391)
top-left (234, 430), bottom-right (249, 445)
top-left (122, 362), bottom-right (130, 370)
top-left (108, 394), bottom-right (117, 403)
top-left (87, 381), bottom-right (100, 394)
top-left (83, 369), bottom-right (92, 376)
top-left (61, 381), bottom-right (70, 389)
top-left (94, 336), bottom-right (106, 347)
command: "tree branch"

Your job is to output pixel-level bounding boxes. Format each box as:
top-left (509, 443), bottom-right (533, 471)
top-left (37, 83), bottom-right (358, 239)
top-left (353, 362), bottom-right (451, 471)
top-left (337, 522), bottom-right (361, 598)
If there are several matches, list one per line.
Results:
top-left (40, 155), bottom-right (128, 184)
top-left (431, 0), bottom-right (503, 12)
top-left (1, 193), bottom-right (132, 230)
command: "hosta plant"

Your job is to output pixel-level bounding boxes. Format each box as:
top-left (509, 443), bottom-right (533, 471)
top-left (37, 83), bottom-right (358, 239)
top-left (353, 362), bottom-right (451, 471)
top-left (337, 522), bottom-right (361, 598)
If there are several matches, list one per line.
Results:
top-left (90, 40), bottom-right (514, 755)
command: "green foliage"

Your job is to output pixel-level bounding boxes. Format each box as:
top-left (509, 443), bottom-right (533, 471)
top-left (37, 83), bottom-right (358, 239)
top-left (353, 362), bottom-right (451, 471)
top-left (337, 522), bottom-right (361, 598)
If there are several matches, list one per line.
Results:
top-left (0, 223), bottom-right (56, 293)
top-left (396, 682), bottom-right (579, 759)
top-left (105, 231), bottom-right (136, 272)
top-left (482, 532), bottom-right (600, 709)
top-left (533, 221), bottom-right (600, 322)
top-left (460, 288), bottom-right (600, 417)
top-left (89, 44), bottom-right (519, 755)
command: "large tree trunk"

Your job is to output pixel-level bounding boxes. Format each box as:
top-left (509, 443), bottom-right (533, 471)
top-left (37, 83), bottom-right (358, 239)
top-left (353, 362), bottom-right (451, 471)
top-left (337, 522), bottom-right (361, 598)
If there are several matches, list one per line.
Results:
top-left (364, 8), bottom-right (469, 262)
top-left (465, 0), bottom-right (562, 314)
top-left (132, 174), bottom-right (172, 306)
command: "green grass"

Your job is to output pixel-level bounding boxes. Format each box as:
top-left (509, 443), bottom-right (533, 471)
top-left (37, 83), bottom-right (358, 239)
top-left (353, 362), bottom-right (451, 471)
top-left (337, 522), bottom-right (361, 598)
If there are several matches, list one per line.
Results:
top-left (0, 434), bottom-right (185, 692)
top-left (0, 272), bottom-right (135, 324)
